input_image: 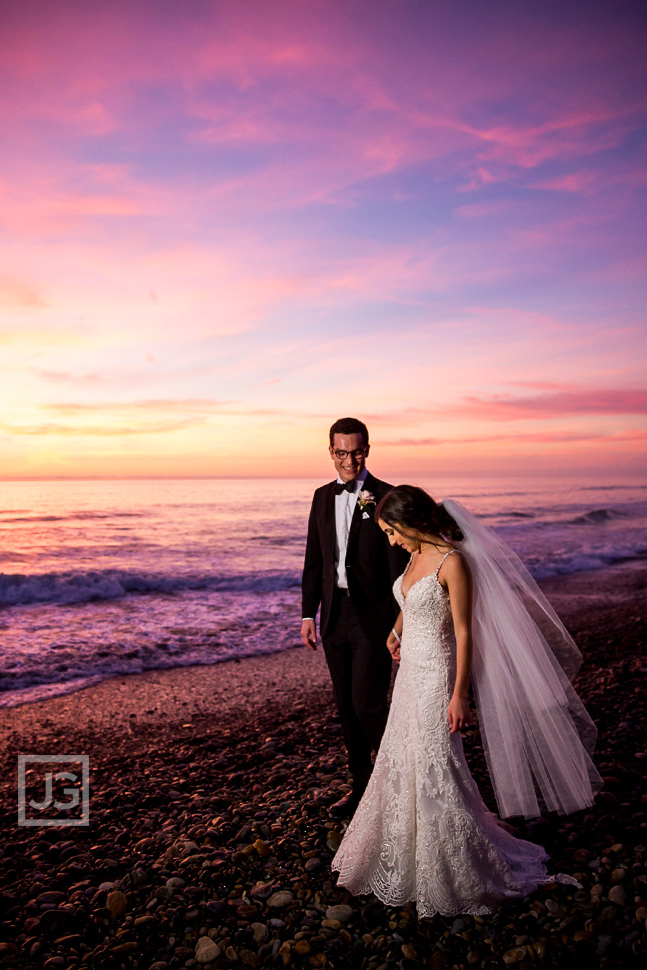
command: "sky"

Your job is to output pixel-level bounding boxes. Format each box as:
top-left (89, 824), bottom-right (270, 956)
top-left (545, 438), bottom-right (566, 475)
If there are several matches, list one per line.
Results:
top-left (0, 0), bottom-right (645, 480)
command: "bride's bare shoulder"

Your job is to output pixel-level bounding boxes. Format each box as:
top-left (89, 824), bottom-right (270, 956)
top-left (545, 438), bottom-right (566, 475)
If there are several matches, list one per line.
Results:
top-left (441, 549), bottom-right (471, 583)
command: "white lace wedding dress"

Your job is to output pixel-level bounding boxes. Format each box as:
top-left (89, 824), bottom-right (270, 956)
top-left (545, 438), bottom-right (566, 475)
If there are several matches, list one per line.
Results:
top-left (331, 551), bottom-right (566, 917)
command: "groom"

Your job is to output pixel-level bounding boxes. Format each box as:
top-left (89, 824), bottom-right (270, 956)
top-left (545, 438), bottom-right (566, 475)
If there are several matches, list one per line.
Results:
top-left (301, 417), bottom-right (408, 816)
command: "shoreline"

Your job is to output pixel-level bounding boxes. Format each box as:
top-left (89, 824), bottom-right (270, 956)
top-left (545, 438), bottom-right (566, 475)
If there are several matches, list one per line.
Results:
top-left (1, 557), bottom-right (645, 726)
top-left (0, 561), bottom-right (645, 969)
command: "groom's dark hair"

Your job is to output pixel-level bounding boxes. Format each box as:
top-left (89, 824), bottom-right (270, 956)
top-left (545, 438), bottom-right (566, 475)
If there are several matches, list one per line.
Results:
top-left (329, 417), bottom-right (369, 447)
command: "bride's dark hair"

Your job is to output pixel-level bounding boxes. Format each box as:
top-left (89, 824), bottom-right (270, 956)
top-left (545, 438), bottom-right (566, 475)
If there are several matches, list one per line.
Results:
top-left (375, 485), bottom-right (464, 542)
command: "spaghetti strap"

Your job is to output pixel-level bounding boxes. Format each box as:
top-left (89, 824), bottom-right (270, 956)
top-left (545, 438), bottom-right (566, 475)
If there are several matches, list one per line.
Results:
top-left (434, 548), bottom-right (459, 579)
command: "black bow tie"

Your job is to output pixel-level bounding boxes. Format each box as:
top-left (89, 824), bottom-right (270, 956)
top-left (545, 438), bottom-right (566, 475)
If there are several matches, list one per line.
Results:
top-left (335, 480), bottom-right (356, 495)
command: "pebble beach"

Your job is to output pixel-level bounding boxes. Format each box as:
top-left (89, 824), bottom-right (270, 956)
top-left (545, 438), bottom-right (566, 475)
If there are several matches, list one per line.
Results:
top-left (0, 562), bottom-right (646, 970)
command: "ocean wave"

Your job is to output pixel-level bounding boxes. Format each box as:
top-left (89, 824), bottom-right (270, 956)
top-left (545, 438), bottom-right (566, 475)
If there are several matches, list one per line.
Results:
top-left (528, 546), bottom-right (647, 579)
top-left (579, 484), bottom-right (647, 491)
top-left (0, 511), bottom-right (147, 524)
top-left (0, 568), bottom-right (300, 607)
top-left (569, 508), bottom-right (627, 525)
top-left (0, 637), bottom-right (302, 709)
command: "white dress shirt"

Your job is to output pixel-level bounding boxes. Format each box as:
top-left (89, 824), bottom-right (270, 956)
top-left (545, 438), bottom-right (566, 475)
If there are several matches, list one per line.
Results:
top-left (301, 468), bottom-right (369, 621)
top-left (334, 467), bottom-right (368, 589)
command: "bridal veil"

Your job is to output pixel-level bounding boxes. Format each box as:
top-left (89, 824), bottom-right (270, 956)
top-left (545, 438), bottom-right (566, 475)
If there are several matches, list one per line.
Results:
top-left (443, 499), bottom-right (602, 819)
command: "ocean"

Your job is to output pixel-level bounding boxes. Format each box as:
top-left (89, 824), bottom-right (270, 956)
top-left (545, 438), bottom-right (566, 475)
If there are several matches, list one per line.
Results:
top-left (1, 477), bottom-right (646, 708)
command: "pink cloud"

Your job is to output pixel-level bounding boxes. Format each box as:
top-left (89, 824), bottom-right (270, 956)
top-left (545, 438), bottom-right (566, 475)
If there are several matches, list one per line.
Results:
top-left (532, 168), bottom-right (647, 196)
top-left (455, 200), bottom-right (512, 218)
top-left (0, 3), bottom-right (644, 478)
top-left (532, 172), bottom-right (600, 194)
top-left (1, 418), bottom-right (204, 436)
top-left (0, 276), bottom-right (44, 308)
top-left (457, 390), bottom-right (647, 420)
top-left (366, 388), bottom-right (647, 425)
top-left (380, 428), bottom-right (647, 448)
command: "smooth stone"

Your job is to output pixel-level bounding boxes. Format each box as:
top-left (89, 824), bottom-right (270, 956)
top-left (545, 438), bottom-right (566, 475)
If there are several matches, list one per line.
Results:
top-left (111, 942), bottom-right (138, 954)
top-left (250, 882), bottom-right (275, 900)
top-left (39, 910), bottom-right (67, 932)
top-left (573, 849), bottom-right (591, 865)
top-left (37, 892), bottom-right (66, 905)
top-left (134, 836), bottom-right (155, 848)
top-left (608, 885), bottom-right (628, 906)
top-left (194, 937), bottom-right (221, 963)
top-left (237, 904), bottom-right (259, 920)
top-left (268, 891), bottom-right (293, 909)
top-left (360, 899), bottom-right (383, 927)
top-left (56, 934), bottom-right (82, 947)
top-left (240, 949), bottom-right (260, 968)
top-left (206, 899), bottom-right (226, 916)
top-left (325, 904), bottom-right (353, 923)
top-left (134, 915), bottom-right (157, 927)
top-left (503, 948), bottom-right (528, 965)
top-left (252, 923), bottom-right (269, 943)
top-left (326, 832), bottom-right (341, 851)
top-left (321, 919), bottom-right (341, 930)
top-left (106, 890), bottom-right (127, 918)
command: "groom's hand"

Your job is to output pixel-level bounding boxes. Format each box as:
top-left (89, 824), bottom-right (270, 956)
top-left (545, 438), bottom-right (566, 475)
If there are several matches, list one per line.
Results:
top-left (301, 619), bottom-right (318, 651)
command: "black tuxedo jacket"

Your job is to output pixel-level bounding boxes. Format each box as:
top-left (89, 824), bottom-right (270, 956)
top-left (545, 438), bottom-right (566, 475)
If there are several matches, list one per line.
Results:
top-left (302, 472), bottom-right (409, 643)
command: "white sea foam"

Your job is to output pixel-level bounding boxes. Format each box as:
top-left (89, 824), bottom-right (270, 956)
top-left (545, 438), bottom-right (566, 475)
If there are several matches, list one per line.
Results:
top-left (0, 478), bottom-right (645, 707)
top-left (0, 568), bottom-right (300, 607)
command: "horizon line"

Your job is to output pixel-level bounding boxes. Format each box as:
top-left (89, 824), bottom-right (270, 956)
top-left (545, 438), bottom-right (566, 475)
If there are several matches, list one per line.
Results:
top-left (1, 473), bottom-right (645, 483)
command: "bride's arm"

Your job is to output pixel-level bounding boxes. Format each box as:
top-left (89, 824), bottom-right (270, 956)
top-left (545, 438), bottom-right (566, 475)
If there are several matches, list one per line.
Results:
top-left (444, 554), bottom-right (473, 734)
top-left (386, 611), bottom-right (403, 662)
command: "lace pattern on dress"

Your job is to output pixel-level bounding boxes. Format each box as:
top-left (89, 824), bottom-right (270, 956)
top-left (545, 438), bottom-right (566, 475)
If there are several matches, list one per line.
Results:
top-left (331, 563), bottom-right (563, 917)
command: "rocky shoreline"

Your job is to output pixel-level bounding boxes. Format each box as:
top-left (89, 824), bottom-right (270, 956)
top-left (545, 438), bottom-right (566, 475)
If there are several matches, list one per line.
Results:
top-left (0, 562), bottom-right (646, 970)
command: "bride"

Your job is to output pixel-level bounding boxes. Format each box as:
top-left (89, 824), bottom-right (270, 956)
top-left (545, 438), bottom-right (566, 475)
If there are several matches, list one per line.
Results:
top-left (331, 485), bottom-right (602, 917)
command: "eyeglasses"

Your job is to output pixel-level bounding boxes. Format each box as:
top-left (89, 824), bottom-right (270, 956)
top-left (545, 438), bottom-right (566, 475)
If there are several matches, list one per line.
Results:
top-left (333, 448), bottom-right (367, 460)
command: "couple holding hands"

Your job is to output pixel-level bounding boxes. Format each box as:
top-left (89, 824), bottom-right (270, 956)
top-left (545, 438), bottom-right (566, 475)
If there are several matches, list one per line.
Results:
top-left (300, 416), bottom-right (601, 917)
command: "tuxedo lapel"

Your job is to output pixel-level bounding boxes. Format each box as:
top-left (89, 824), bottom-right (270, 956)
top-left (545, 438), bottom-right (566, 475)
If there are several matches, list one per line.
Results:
top-left (347, 471), bottom-right (377, 555)
top-left (324, 480), bottom-right (337, 561)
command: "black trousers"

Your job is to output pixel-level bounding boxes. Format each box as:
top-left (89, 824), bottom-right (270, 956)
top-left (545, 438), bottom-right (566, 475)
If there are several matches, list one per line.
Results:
top-left (323, 589), bottom-right (393, 793)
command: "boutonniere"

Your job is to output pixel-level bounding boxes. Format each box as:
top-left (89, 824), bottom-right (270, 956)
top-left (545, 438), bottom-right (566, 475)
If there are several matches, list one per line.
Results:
top-left (357, 490), bottom-right (376, 514)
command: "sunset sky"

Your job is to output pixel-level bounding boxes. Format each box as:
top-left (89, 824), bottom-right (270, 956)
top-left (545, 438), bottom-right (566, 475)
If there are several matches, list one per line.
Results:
top-left (1, 0), bottom-right (645, 479)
